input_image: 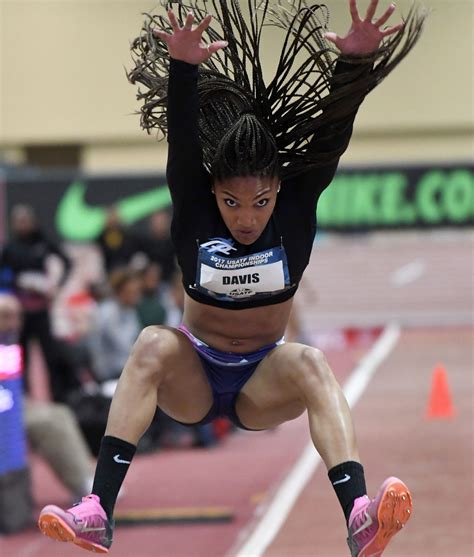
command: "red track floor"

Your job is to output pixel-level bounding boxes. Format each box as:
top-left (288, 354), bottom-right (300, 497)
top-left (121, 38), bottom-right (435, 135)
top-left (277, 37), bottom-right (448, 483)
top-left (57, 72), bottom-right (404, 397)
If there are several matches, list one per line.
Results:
top-left (261, 327), bottom-right (473, 557)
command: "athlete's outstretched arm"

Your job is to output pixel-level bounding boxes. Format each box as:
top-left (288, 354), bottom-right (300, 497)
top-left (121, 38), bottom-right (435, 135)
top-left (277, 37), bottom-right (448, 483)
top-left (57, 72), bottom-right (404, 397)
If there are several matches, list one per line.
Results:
top-left (299, 0), bottom-right (405, 190)
top-left (154, 11), bottom-right (227, 213)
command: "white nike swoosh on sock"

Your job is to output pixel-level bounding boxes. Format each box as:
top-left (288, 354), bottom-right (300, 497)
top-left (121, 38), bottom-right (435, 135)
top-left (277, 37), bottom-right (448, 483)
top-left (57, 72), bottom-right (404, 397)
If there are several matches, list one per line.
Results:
top-left (113, 454), bottom-right (131, 464)
top-left (332, 473), bottom-right (351, 485)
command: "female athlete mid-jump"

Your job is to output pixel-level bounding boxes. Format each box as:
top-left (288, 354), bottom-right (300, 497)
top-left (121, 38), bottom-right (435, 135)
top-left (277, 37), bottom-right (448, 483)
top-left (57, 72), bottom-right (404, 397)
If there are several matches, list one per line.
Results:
top-left (38, 1), bottom-right (426, 555)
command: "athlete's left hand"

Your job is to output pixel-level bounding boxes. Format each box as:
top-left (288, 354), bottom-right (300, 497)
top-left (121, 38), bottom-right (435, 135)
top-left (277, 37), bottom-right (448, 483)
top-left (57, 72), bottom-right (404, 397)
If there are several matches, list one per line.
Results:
top-left (325, 0), bottom-right (404, 56)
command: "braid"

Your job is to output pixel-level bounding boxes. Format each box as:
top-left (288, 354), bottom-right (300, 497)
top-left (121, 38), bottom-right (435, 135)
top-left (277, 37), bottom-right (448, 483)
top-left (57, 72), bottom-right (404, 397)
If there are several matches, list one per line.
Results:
top-left (212, 114), bottom-right (279, 182)
top-left (128, 1), bottom-right (427, 179)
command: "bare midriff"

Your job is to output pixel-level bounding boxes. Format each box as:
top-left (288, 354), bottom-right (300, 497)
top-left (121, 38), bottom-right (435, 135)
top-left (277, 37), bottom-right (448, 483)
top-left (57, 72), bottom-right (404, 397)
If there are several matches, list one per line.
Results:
top-left (182, 292), bottom-right (293, 353)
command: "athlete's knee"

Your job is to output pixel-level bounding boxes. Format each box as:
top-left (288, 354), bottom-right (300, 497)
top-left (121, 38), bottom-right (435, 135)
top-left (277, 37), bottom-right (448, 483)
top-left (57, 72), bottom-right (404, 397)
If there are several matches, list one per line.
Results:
top-left (291, 346), bottom-right (335, 393)
top-left (127, 326), bottom-right (173, 381)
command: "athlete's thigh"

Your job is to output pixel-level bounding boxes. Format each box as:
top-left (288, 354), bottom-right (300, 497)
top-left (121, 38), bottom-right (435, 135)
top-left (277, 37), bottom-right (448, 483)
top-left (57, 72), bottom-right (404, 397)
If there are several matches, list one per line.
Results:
top-left (235, 342), bottom-right (308, 430)
top-left (154, 327), bottom-right (213, 423)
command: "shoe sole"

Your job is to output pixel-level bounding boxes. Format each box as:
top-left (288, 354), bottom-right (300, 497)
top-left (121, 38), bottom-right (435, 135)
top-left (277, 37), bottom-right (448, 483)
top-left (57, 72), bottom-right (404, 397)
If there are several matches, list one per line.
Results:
top-left (38, 511), bottom-right (109, 554)
top-left (358, 478), bottom-right (412, 557)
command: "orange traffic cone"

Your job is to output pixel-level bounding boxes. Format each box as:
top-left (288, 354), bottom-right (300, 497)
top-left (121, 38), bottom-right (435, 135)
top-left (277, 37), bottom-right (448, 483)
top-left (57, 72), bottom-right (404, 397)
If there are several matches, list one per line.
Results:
top-left (426, 364), bottom-right (456, 419)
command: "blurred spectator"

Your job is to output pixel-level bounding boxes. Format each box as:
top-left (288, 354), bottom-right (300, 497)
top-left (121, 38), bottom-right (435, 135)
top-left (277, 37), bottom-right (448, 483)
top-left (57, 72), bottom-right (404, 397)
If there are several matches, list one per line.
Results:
top-left (137, 262), bottom-right (167, 328)
top-left (71, 268), bottom-right (142, 454)
top-left (24, 400), bottom-right (95, 501)
top-left (79, 267), bottom-right (168, 455)
top-left (140, 210), bottom-right (177, 284)
top-left (86, 267), bottom-right (142, 383)
top-left (0, 204), bottom-right (74, 402)
top-left (0, 292), bottom-right (95, 502)
top-left (95, 207), bottom-right (140, 273)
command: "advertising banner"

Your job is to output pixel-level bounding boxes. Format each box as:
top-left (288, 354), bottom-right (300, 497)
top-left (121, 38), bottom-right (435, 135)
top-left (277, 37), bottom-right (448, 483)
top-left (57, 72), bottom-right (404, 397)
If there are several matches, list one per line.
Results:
top-left (3, 163), bottom-right (473, 242)
top-left (317, 165), bottom-right (474, 230)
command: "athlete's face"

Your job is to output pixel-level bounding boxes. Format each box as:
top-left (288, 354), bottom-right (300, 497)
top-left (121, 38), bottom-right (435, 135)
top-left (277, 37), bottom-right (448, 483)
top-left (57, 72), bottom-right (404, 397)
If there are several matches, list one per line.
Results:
top-left (213, 176), bottom-right (280, 245)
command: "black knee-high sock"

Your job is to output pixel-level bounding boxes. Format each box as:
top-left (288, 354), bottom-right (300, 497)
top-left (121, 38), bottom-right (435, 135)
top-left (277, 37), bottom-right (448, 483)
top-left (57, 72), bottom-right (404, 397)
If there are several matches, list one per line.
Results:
top-left (328, 461), bottom-right (367, 524)
top-left (92, 436), bottom-right (137, 520)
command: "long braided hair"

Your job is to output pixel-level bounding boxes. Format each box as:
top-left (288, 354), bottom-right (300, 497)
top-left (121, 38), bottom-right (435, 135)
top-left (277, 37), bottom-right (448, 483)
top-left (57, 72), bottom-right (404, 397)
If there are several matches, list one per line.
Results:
top-left (128, 1), bottom-right (426, 180)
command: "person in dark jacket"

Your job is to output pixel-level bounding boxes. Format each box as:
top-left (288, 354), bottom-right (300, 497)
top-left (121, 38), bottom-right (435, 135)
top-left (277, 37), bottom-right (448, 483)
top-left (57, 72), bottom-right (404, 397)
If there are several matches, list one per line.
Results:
top-left (95, 207), bottom-right (141, 273)
top-left (0, 204), bottom-right (73, 402)
top-left (140, 210), bottom-right (177, 285)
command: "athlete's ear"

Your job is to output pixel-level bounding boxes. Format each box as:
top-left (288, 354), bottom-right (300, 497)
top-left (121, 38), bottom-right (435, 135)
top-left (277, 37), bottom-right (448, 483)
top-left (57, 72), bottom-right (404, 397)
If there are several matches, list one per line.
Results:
top-left (277, 182), bottom-right (281, 193)
top-left (211, 188), bottom-right (215, 194)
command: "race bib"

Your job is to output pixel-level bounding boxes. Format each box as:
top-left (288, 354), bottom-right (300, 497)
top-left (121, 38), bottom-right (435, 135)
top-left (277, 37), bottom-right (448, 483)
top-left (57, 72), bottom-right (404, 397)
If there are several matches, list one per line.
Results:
top-left (195, 238), bottom-right (290, 301)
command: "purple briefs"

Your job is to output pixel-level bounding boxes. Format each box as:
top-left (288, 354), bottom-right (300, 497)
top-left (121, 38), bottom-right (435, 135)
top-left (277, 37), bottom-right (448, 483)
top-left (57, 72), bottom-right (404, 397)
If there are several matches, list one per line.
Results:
top-left (176, 324), bottom-right (284, 430)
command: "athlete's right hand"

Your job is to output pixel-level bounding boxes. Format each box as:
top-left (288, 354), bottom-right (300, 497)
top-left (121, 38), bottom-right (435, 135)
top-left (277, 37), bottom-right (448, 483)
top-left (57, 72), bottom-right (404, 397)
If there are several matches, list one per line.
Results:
top-left (153, 9), bottom-right (227, 65)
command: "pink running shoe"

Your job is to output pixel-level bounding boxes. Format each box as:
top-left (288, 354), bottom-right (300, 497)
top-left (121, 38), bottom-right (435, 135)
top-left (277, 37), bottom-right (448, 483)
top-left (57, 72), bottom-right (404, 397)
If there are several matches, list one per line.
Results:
top-left (347, 477), bottom-right (412, 557)
top-left (38, 494), bottom-right (113, 553)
